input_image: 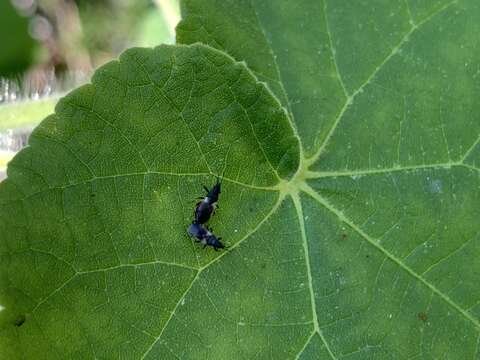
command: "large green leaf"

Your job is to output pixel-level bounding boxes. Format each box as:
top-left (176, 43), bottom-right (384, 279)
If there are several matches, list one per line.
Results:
top-left (1, 1), bottom-right (480, 359)
top-left (0, 43), bottom-right (300, 358)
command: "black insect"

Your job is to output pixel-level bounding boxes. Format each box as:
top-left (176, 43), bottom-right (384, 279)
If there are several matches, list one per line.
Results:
top-left (194, 177), bottom-right (221, 224)
top-left (188, 222), bottom-right (225, 251)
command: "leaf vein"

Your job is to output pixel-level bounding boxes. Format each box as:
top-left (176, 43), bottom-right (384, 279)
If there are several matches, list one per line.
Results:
top-left (323, 0), bottom-right (347, 96)
top-left (199, 193), bottom-right (283, 270)
top-left (419, 231), bottom-right (479, 276)
top-left (198, 48), bottom-right (283, 180)
top-left (461, 132), bottom-right (480, 162)
top-left (3, 171), bottom-right (278, 207)
top-left (306, 162), bottom-right (459, 178)
top-left (140, 270), bottom-right (201, 359)
top-left (291, 192), bottom-right (337, 360)
top-left (301, 183), bottom-right (480, 330)
top-left (294, 330), bottom-right (316, 360)
top-left (249, 0), bottom-right (298, 132)
top-left (307, 0), bottom-right (458, 165)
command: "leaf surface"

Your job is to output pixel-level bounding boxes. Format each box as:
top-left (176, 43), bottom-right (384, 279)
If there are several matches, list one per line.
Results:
top-left (1, 0), bottom-right (480, 359)
top-left (0, 44), bottom-right (299, 359)
top-left (177, 0), bottom-right (480, 358)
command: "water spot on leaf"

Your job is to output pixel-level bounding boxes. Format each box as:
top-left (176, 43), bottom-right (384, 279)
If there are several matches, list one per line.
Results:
top-left (429, 179), bottom-right (443, 194)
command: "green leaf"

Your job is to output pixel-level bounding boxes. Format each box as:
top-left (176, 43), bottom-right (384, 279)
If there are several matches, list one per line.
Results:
top-left (0, 1), bottom-right (36, 77)
top-left (0, 43), bottom-right (300, 358)
top-left (1, 1), bottom-right (480, 360)
top-left (177, 0), bottom-right (480, 358)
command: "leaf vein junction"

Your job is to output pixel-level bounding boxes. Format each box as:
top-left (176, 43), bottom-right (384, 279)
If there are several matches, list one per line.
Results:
top-left (140, 271), bottom-right (201, 359)
top-left (291, 191), bottom-right (337, 360)
top-left (307, 0), bottom-right (458, 165)
top-left (139, 194), bottom-right (284, 358)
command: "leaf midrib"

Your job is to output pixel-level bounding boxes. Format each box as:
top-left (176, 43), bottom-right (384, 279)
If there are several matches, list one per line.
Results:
top-left (300, 182), bottom-right (480, 331)
top-left (306, 162), bottom-right (479, 178)
top-left (291, 191), bottom-right (337, 360)
top-left (0, 171), bottom-right (279, 208)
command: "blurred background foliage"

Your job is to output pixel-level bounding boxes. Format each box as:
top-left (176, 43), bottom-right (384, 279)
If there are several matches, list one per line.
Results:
top-left (1, 0), bottom-right (179, 99)
top-left (0, 0), bottom-right (179, 176)
top-left (0, 1), bottom-right (36, 77)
